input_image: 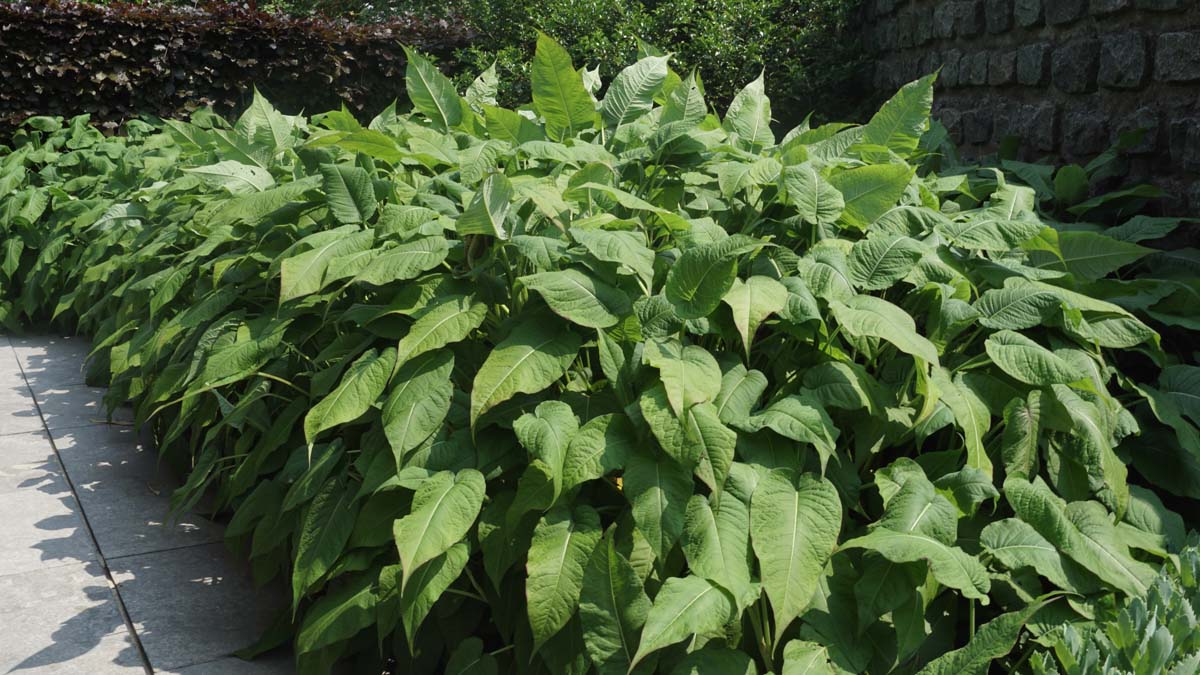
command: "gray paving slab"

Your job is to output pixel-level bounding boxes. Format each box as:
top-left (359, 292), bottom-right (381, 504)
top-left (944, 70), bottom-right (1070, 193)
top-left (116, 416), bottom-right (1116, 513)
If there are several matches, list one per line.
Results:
top-left (110, 544), bottom-right (286, 672)
top-left (0, 381), bottom-right (44, 437)
top-left (8, 334), bottom-right (92, 388)
top-left (0, 562), bottom-right (144, 674)
top-left (50, 425), bottom-right (223, 559)
top-left (0, 432), bottom-right (96, 575)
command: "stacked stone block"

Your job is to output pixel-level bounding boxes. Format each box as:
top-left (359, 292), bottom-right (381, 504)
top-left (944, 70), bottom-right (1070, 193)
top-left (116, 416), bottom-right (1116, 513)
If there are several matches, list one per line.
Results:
top-left (862, 0), bottom-right (1200, 211)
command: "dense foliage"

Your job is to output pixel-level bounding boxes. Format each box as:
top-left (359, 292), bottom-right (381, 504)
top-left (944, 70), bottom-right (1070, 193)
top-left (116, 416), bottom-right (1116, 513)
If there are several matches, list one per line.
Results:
top-left (450, 0), bottom-right (863, 124)
top-left (3, 37), bottom-right (1200, 674)
top-left (0, 0), bottom-right (470, 130)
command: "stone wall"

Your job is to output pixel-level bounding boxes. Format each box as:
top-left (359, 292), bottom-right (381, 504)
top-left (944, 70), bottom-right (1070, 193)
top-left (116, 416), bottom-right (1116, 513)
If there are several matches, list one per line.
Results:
top-left (861, 0), bottom-right (1200, 211)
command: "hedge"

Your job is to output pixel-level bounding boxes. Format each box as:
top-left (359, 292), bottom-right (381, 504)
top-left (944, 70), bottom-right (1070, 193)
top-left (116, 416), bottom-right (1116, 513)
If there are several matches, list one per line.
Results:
top-left (0, 0), bottom-right (472, 131)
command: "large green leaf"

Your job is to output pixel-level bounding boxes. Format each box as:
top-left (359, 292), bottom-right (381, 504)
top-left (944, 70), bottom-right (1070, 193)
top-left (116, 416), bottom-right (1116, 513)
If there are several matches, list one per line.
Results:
top-left (521, 269), bottom-right (632, 328)
top-left (848, 233), bottom-right (924, 290)
top-left (531, 32), bottom-right (596, 140)
top-left (579, 531), bottom-right (651, 675)
top-left (403, 46), bottom-right (463, 130)
top-left (321, 163), bottom-right (377, 225)
top-left (1004, 477), bottom-right (1156, 596)
top-left (913, 603), bottom-right (1046, 675)
top-left (723, 73), bottom-right (774, 148)
top-left (393, 469), bottom-right (486, 591)
top-left (382, 350), bottom-right (455, 466)
top-left (470, 320), bottom-right (582, 428)
top-left (304, 347), bottom-right (396, 443)
top-left (527, 504), bottom-right (603, 651)
top-left (722, 275), bottom-right (787, 358)
top-left (457, 173), bottom-right (514, 239)
top-left (280, 228), bottom-right (375, 301)
top-left (393, 542), bottom-right (469, 645)
top-left (682, 493), bottom-right (754, 608)
top-left (643, 338), bottom-right (723, 416)
top-left (826, 163), bottom-right (912, 229)
top-left (664, 237), bottom-right (764, 319)
top-left (629, 576), bottom-right (736, 671)
top-left (601, 55), bottom-right (670, 127)
top-left (396, 295), bottom-right (487, 366)
top-left (292, 478), bottom-right (358, 607)
top-left (860, 74), bottom-right (935, 158)
top-left (743, 395), bottom-right (839, 469)
top-left (750, 472), bottom-right (842, 641)
top-left (624, 447), bottom-right (692, 564)
top-left (984, 330), bottom-right (1078, 385)
top-left (830, 294), bottom-right (939, 364)
top-left (781, 164), bottom-right (844, 225)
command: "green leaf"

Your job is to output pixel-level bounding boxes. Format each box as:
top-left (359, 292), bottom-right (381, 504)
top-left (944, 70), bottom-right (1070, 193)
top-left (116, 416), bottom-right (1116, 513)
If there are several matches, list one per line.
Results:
top-left (396, 295), bottom-right (487, 366)
top-left (1035, 230), bottom-right (1153, 280)
top-left (280, 228), bottom-right (375, 301)
top-left (980, 518), bottom-right (1097, 593)
top-left (580, 531), bottom-right (651, 675)
top-left (470, 320), bottom-right (582, 428)
top-left (1004, 477), bottom-right (1156, 596)
top-left (521, 269), bottom-right (632, 328)
top-left (531, 32), bottom-right (596, 140)
top-left (826, 163), bottom-right (913, 229)
top-left (714, 364), bottom-right (768, 425)
top-left (974, 284), bottom-right (1062, 330)
top-left (914, 602), bottom-right (1047, 675)
top-left (185, 160), bottom-right (275, 194)
top-left (292, 478), bottom-right (358, 607)
top-left (446, 637), bottom-right (499, 675)
top-left (601, 55), bottom-right (670, 127)
top-left (781, 164), bottom-right (844, 226)
top-left (830, 294), bottom-right (940, 364)
top-left (624, 447), bottom-right (692, 564)
top-left (352, 236), bottom-right (449, 286)
top-left (683, 493), bottom-right (754, 608)
top-left (643, 338), bottom-right (723, 417)
top-left (722, 276), bottom-right (787, 359)
top-left (383, 350), bottom-right (455, 466)
top-left (848, 233), bottom-right (925, 290)
top-left (669, 646), bottom-right (756, 675)
top-left (683, 403), bottom-right (737, 493)
top-left (403, 46), bottom-right (463, 130)
top-left (570, 227), bottom-right (656, 288)
top-left (751, 472), bottom-right (842, 641)
top-left (562, 413), bottom-right (637, 490)
top-left (395, 542), bottom-right (469, 645)
top-left (321, 163), bottom-right (377, 225)
top-left (781, 640), bottom-right (837, 675)
top-left (393, 469), bottom-right (486, 592)
top-left (629, 576), bottom-right (736, 671)
top-left (295, 571), bottom-right (376, 655)
top-left (304, 347), bottom-right (396, 443)
top-left (984, 330), bottom-right (1077, 385)
top-left (744, 395), bottom-right (839, 469)
top-left (723, 72), bottom-right (774, 148)
top-left (527, 504), bottom-right (603, 651)
top-left (336, 130), bottom-right (405, 162)
top-left (860, 74), bottom-right (935, 158)
top-left (931, 367), bottom-right (992, 477)
top-left (665, 236), bottom-right (765, 319)
top-left (939, 211), bottom-right (1043, 251)
top-left (457, 173), bottom-right (514, 239)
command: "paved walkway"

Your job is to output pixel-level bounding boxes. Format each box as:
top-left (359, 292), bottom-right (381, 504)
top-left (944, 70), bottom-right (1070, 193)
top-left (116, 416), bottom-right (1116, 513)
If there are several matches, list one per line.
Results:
top-left (0, 334), bottom-right (292, 674)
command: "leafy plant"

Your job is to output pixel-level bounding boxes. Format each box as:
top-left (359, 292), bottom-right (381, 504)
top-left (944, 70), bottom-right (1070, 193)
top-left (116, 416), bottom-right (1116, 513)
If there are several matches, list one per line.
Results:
top-left (3, 36), bottom-right (1199, 674)
top-left (1031, 543), bottom-right (1200, 675)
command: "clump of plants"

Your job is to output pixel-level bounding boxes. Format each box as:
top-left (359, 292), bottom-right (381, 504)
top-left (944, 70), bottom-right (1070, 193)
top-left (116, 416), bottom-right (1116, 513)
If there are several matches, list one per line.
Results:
top-left (3, 35), bottom-right (1199, 674)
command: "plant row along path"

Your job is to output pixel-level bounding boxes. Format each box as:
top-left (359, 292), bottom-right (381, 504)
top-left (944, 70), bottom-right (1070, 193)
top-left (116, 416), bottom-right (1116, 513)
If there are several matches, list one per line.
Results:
top-left (2, 33), bottom-right (1199, 674)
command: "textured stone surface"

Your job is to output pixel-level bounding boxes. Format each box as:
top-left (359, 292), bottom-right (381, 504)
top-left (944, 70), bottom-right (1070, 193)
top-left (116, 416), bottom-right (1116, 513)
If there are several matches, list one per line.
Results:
top-left (1099, 32), bottom-right (1149, 89)
top-left (989, 50), bottom-right (1017, 85)
top-left (1156, 33), bottom-right (1200, 83)
top-left (955, 0), bottom-right (986, 35)
top-left (964, 109), bottom-right (994, 143)
top-left (939, 108), bottom-right (965, 143)
top-left (1052, 39), bottom-right (1099, 93)
top-left (1136, 0), bottom-right (1189, 9)
top-left (1116, 107), bottom-right (1161, 154)
top-left (1017, 43), bottom-right (1051, 85)
top-left (1063, 108), bottom-right (1111, 156)
top-left (1091, 0), bottom-right (1131, 13)
top-left (967, 51), bottom-right (990, 86)
top-left (986, 0), bottom-right (1013, 31)
top-left (1020, 102), bottom-right (1060, 151)
top-left (1045, 0), bottom-right (1088, 23)
top-left (1013, 0), bottom-right (1043, 25)
top-left (933, 2), bottom-right (957, 38)
top-left (942, 49), bottom-right (963, 87)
